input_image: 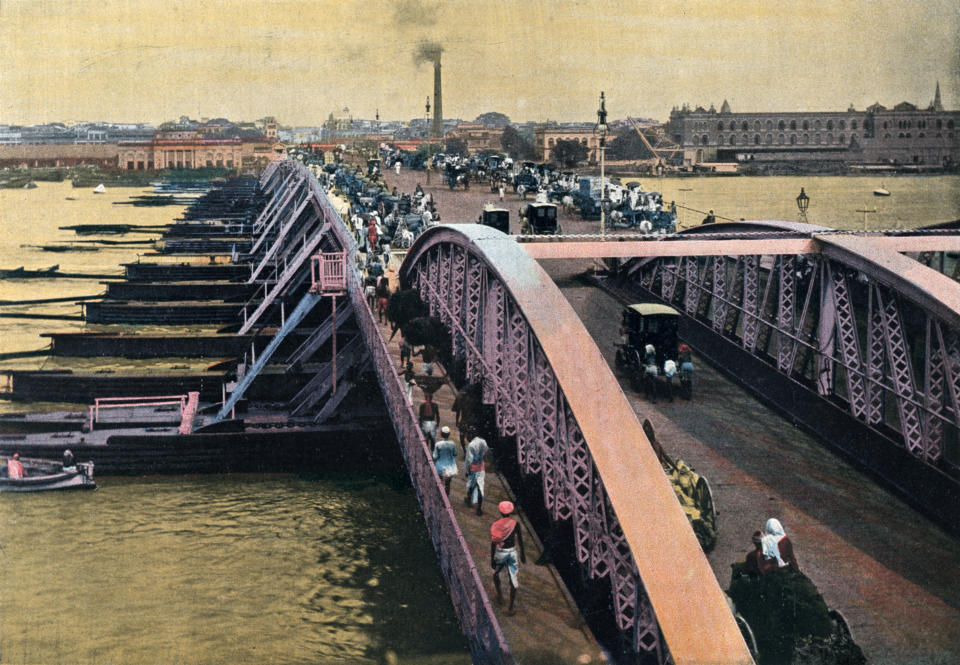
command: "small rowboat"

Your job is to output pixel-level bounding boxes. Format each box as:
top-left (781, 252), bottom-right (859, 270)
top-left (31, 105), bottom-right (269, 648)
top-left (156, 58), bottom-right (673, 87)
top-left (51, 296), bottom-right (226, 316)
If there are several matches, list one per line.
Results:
top-left (0, 458), bottom-right (96, 492)
top-left (873, 184), bottom-right (891, 196)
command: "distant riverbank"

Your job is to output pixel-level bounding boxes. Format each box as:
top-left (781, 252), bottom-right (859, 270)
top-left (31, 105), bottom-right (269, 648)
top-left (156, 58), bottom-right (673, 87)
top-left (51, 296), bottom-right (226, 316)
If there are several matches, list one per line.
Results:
top-left (0, 165), bottom-right (235, 189)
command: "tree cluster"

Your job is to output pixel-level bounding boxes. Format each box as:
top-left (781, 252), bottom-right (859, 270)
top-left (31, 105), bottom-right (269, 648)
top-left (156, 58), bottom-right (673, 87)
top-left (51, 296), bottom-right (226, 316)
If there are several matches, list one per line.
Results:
top-left (551, 139), bottom-right (589, 167)
top-left (500, 126), bottom-right (536, 160)
top-left (474, 112), bottom-right (511, 127)
top-left (607, 129), bottom-right (656, 160)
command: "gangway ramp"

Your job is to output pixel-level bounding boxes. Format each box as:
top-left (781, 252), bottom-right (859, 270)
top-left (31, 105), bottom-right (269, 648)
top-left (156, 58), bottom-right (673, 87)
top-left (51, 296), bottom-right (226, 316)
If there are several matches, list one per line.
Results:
top-left (212, 290), bottom-right (322, 424)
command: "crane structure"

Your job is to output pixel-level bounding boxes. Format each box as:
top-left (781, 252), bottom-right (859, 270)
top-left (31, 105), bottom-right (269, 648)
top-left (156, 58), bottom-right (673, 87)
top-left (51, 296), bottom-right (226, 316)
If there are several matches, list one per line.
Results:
top-left (626, 117), bottom-right (683, 164)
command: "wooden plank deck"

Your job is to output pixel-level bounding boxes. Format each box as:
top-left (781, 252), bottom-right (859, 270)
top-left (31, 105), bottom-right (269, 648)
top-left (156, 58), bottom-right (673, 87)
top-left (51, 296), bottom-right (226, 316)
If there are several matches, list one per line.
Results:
top-left (374, 266), bottom-right (607, 664)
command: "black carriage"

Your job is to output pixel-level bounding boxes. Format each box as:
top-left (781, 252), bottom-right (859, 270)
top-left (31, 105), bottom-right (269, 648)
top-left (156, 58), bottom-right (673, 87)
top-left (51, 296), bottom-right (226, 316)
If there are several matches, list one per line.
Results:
top-left (727, 568), bottom-right (863, 664)
top-left (615, 303), bottom-right (679, 383)
top-left (477, 205), bottom-right (509, 233)
top-left (518, 202), bottom-right (560, 235)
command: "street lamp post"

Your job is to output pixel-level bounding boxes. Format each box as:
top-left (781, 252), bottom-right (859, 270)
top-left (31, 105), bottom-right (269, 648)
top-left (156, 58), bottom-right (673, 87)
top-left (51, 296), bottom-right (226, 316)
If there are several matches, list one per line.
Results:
top-left (425, 97), bottom-right (431, 139)
top-left (594, 91), bottom-right (609, 239)
top-left (796, 187), bottom-right (809, 223)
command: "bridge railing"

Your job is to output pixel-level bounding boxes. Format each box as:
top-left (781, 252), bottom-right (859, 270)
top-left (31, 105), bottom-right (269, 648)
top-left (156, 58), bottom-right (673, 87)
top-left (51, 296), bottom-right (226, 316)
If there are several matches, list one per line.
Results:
top-left (295, 163), bottom-right (514, 664)
top-left (344, 260), bottom-right (514, 665)
top-left (616, 226), bottom-right (960, 526)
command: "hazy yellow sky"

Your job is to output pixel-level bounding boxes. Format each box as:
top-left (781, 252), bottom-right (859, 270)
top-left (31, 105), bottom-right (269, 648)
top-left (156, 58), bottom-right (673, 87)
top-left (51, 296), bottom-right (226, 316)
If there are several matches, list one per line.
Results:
top-left (1, 0), bottom-right (957, 125)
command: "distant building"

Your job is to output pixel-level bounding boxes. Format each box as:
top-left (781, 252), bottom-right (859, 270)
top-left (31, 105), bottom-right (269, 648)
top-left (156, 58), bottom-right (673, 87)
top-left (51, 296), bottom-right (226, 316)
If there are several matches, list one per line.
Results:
top-left (534, 124), bottom-right (601, 163)
top-left (446, 123), bottom-right (503, 153)
top-left (0, 143), bottom-right (118, 168)
top-left (671, 83), bottom-right (959, 169)
top-left (118, 130), bottom-right (243, 170)
top-left (241, 137), bottom-right (283, 171)
top-left (0, 125), bottom-right (22, 145)
top-left (262, 116), bottom-right (278, 141)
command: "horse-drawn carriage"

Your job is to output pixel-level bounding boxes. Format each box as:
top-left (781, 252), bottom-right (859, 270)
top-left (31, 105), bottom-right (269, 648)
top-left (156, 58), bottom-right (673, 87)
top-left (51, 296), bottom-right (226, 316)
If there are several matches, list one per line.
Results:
top-left (445, 164), bottom-right (470, 190)
top-left (642, 419), bottom-right (716, 552)
top-left (727, 563), bottom-right (863, 664)
top-left (518, 202), bottom-right (560, 235)
top-left (478, 204), bottom-right (510, 234)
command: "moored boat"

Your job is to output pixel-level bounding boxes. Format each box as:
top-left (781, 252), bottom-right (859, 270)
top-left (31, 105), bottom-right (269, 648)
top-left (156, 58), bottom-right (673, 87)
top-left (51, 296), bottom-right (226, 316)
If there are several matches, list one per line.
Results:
top-left (873, 184), bottom-right (891, 196)
top-left (0, 455), bottom-right (96, 492)
top-left (93, 183), bottom-right (106, 194)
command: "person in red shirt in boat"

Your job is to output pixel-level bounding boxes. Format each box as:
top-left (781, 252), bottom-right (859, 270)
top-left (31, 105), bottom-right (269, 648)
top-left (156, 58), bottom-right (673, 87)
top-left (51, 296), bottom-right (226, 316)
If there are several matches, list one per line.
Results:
top-left (490, 501), bottom-right (526, 615)
top-left (7, 453), bottom-right (24, 479)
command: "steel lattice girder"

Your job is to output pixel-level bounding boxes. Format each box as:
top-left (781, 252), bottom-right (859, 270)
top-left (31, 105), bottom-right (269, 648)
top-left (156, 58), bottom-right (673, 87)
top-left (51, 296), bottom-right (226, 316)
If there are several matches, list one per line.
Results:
top-left (400, 225), bottom-right (753, 665)
top-left (625, 225), bottom-right (960, 474)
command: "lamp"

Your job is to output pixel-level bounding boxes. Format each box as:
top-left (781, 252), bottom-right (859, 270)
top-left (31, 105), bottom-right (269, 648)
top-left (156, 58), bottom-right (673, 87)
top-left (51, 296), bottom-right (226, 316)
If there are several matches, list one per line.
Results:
top-left (796, 187), bottom-right (809, 222)
top-left (594, 91), bottom-right (609, 239)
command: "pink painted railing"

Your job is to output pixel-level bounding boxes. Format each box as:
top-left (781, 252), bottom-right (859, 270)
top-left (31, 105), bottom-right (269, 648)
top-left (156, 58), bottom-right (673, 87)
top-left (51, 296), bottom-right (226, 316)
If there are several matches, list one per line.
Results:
top-left (88, 394), bottom-right (186, 432)
top-left (178, 391), bottom-right (200, 435)
top-left (323, 212), bottom-right (513, 662)
top-left (310, 251), bottom-right (347, 294)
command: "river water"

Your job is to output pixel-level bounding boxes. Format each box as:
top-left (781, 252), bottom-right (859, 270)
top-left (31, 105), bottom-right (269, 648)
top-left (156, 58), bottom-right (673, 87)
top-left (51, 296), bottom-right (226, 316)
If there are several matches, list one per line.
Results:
top-left (0, 473), bottom-right (470, 665)
top-left (0, 181), bottom-right (470, 665)
top-left (645, 174), bottom-right (960, 230)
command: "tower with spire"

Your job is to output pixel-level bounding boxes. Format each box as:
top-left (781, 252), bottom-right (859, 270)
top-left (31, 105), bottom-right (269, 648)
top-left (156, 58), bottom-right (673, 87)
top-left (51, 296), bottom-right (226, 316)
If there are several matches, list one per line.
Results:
top-left (931, 81), bottom-right (943, 112)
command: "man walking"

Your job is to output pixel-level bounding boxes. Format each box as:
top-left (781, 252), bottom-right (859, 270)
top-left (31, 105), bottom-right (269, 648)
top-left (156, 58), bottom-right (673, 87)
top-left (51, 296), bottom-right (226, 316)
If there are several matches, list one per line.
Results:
top-left (451, 385), bottom-right (478, 449)
top-left (419, 392), bottom-right (440, 451)
top-left (490, 500), bottom-right (526, 615)
top-left (464, 428), bottom-right (489, 515)
top-left (433, 426), bottom-right (458, 495)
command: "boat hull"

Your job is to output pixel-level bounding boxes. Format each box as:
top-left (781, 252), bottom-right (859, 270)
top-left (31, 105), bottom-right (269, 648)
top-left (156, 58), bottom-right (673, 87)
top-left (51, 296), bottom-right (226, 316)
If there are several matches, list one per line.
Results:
top-left (0, 461), bottom-right (96, 492)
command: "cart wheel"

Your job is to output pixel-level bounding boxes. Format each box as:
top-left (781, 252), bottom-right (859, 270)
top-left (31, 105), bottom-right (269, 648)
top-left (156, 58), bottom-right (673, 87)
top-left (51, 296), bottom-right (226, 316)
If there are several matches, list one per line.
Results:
top-left (735, 612), bottom-right (759, 658)
top-left (694, 476), bottom-right (716, 526)
top-left (829, 608), bottom-right (852, 641)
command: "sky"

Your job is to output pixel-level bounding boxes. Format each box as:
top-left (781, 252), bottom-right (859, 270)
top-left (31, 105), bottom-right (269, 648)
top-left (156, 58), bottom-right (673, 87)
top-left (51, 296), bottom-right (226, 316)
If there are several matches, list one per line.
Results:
top-left (1, 0), bottom-right (958, 126)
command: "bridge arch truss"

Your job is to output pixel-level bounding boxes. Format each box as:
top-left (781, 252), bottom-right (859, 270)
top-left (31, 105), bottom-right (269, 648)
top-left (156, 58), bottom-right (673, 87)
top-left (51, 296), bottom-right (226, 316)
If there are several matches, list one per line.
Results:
top-left (401, 225), bottom-right (753, 665)
top-left (618, 222), bottom-right (960, 521)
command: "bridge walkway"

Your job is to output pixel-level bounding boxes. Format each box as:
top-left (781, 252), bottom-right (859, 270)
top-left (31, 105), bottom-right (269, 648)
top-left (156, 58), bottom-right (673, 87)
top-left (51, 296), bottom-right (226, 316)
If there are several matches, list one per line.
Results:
top-left (374, 265), bottom-right (606, 665)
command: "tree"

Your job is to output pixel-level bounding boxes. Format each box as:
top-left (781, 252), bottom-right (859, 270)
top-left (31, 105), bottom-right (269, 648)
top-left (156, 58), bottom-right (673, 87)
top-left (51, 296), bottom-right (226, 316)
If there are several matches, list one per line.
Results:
top-left (474, 112), bottom-right (511, 127)
top-left (500, 126), bottom-right (536, 160)
top-left (415, 141), bottom-right (444, 165)
top-left (445, 136), bottom-right (468, 156)
top-left (387, 290), bottom-right (430, 330)
top-left (552, 139), bottom-right (590, 167)
top-left (607, 129), bottom-right (655, 160)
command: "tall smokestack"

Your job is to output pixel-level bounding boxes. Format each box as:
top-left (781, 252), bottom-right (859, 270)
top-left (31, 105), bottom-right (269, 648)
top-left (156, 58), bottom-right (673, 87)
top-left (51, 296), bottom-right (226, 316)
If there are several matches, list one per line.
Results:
top-left (432, 59), bottom-right (442, 138)
top-left (414, 41), bottom-right (444, 138)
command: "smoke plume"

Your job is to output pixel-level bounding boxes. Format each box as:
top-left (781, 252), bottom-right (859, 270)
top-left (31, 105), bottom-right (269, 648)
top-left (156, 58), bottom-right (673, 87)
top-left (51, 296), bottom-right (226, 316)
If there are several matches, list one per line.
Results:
top-left (414, 40), bottom-right (443, 66)
top-left (394, 0), bottom-right (439, 27)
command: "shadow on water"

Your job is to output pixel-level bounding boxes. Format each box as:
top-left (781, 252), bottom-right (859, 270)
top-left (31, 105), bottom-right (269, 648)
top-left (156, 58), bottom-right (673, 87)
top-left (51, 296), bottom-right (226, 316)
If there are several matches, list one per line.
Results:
top-left (296, 468), bottom-right (472, 665)
top-left (0, 464), bottom-right (472, 665)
